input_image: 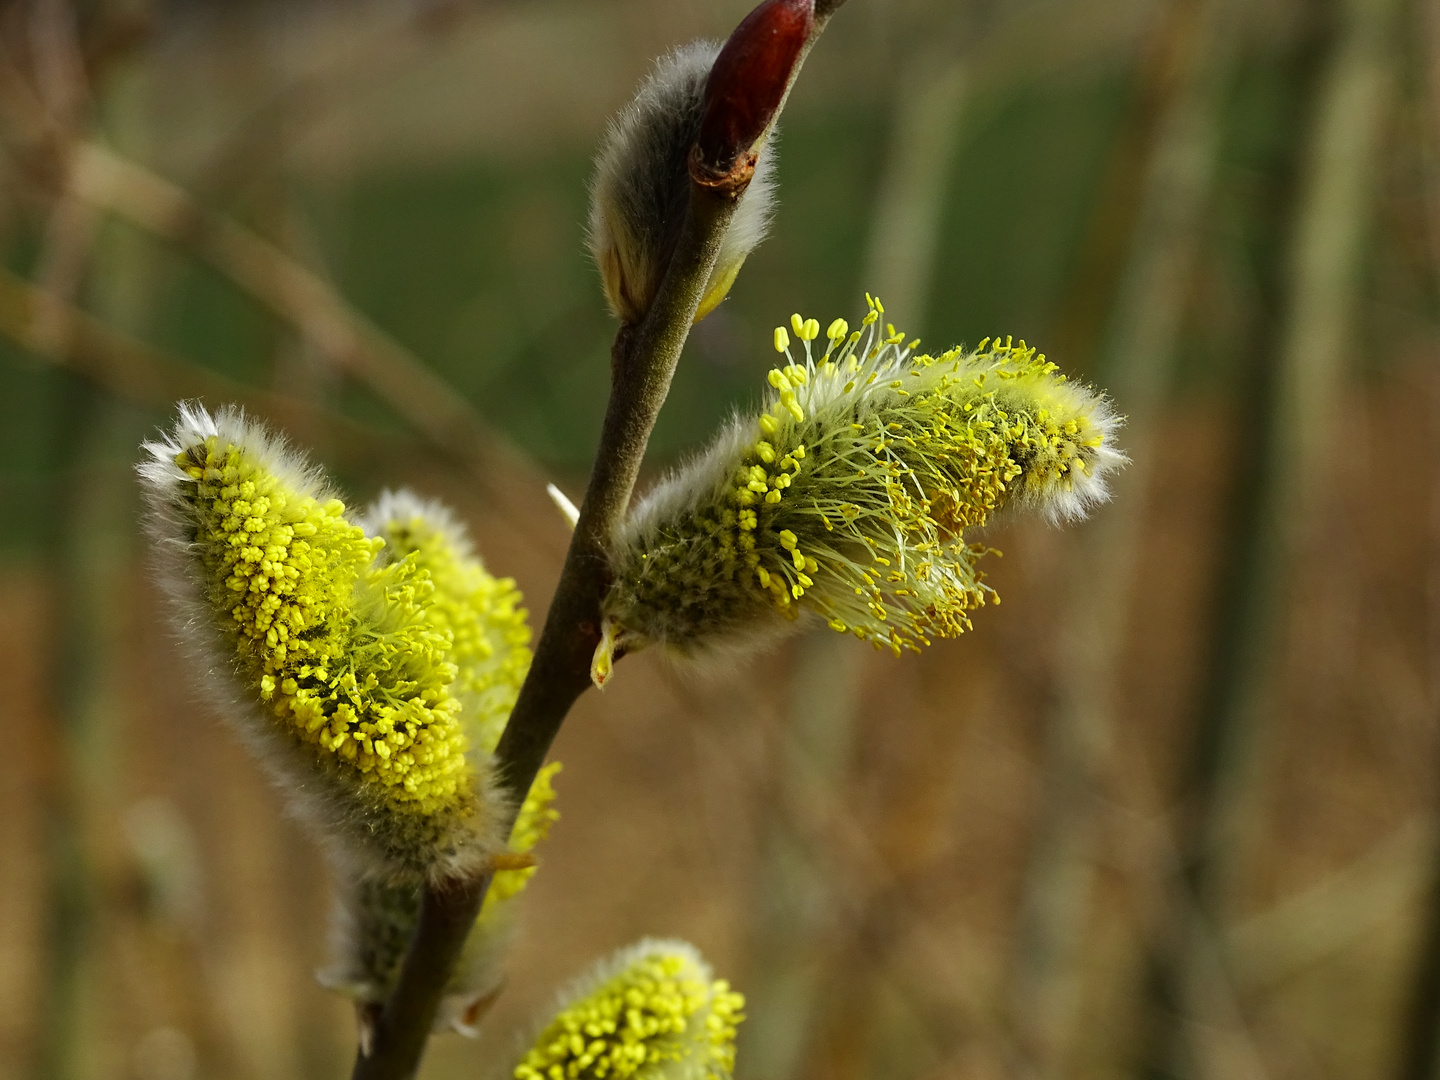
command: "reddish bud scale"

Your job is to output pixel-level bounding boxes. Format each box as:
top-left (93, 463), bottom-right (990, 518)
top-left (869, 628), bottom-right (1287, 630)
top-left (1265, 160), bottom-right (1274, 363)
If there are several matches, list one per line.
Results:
top-left (694, 0), bottom-right (813, 185)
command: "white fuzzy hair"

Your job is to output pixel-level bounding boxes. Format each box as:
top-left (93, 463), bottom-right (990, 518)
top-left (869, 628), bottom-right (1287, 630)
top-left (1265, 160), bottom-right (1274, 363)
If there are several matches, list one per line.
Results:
top-left (359, 488), bottom-right (478, 561)
top-left (589, 40), bottom-right (778, 323)
top-left (138, 402), bottom-right (505, 885)
top-left (610, 414), bottom-right (814, 666)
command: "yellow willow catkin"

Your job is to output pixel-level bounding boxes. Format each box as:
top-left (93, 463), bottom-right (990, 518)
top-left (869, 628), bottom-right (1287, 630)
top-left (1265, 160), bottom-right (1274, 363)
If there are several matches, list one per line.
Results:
top-left (594, 297), bottom-right (1125, 680)
top-left (321, 762), bottom-right (562, 1035)
top-left (362, 490), bottom-right (533, 755)
top-left (317, 490), bottom-right (548, 1031)
top-left (514, 940), bottom-right (744, 1080)
top-left (139, 404), bottom-right (501, 881)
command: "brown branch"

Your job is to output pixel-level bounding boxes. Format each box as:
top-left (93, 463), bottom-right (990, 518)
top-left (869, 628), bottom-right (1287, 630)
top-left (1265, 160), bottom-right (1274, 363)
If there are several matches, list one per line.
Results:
top-left (56, 139), bottom-right (564, 535)
top-left (64, 141), bottom-right (501, 468)
top-left (0, 264), bottom-right (421, 473)
top-left (351, 169), bottom-right (742, 1080)
top-left (350, 5), bottom-right (849, 1079)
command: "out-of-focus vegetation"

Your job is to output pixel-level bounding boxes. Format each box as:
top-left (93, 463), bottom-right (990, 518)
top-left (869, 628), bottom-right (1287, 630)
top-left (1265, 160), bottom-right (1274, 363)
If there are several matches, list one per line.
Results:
top-left (0, 0), bottom-right (1437, 1079)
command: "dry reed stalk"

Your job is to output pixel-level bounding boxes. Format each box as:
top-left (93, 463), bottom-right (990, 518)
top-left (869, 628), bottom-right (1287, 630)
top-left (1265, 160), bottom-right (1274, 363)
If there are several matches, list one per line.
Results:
top-left (662, 649), bottom-right (1007, 1074)
top-left (739, 632), bottom-right (870, 1080)
top-left (1005, 0), bottom-right (1235, 1072)
top-left (1392, 1), bottom-right (1440, 1072)
top-left (1145, 0), bottom-right (1402, 1074)
top-left (24, 5), bottom-right (106, 1075)
top-left (62, 143), bottom-right (502, 469)
top-left (1044, 0), bottom-right (1223, 375)
top-left (36, 399), bottom-right (101, 1080)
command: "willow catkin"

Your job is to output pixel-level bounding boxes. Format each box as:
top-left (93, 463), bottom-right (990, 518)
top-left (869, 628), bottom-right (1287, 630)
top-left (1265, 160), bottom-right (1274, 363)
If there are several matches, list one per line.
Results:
top-left (595, 297), bottom-right (1125, 682)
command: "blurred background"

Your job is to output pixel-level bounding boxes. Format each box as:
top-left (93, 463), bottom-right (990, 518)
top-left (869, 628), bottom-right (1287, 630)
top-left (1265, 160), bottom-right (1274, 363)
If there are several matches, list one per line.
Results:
top-left (0, 0), bottom-right (1435, 1078)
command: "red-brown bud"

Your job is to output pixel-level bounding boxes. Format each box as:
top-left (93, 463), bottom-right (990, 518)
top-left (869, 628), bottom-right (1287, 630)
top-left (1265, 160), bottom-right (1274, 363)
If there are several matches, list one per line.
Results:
top-left (692, 0), bottom-right (813, 190)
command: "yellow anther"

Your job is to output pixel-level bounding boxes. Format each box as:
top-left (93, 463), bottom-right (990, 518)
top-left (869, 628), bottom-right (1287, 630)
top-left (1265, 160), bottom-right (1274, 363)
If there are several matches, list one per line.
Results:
top-left (790, 313), bottom-right (806, 336)
top-left (801, 318), bottom-right (820, 341)
top-left (768, 368), bottom-right (793, 391)
top-left (778, 530), bottom-right (798, 550)
top-left (774, 326), bottom-right (790, 353)
top-left (827, 317), bottom-right (849, 341)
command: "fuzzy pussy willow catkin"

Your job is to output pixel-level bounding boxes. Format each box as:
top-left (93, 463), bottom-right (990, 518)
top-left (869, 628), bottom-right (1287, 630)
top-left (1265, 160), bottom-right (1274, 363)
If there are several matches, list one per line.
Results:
top-left (589, 41), bottom-right (776, 325)
top-left (362, 491), bottom-right (532, 755)
top-left (139, 405), bottom-right (508, 880)
top-left (322, 761), bottom-right (562, 1035)
top-left (318, 490), bottom-right (549, 1031)
top-left (596, 297), bottom-right (1124, 680)
top-left (514, 940), bottom-right (744, 1080)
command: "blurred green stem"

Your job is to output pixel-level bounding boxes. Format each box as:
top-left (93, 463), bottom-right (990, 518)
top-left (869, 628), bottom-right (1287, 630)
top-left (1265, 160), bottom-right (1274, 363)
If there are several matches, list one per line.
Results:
top-left (37, 377), bottom-right (100, 1080)
top-left (1145, 0), bottom-right (1399, 1074)
top-left (1393, 0), bottom-right (1440, 1074)
top-left (740, 631), bottom-right (869, 1080)
top-left (1007, 0), bottom-right (1234, 1071)
top-left (350, 7), bottom-right (849, 1079)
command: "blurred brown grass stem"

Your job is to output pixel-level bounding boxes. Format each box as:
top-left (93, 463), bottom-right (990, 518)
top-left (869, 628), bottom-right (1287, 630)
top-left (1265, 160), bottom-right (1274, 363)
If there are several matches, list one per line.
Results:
top-left (1, 129), bottom-right (561, 540)
top-left (1393, 0), bottom-right (1440, 1073)
top-left (185, 1), bottom-right (505, 205)
top-left (26, 11), bottom-right (105, 1075)
top-left (1045, 0), bottom-right (1222, 374)
top-left (35, 377), bottom-right (103, 1080)
top-left (740, 632), bottom-right (867, 1080)
top-left (669, 661), bottom-right (1006, 1070)
top-left (64, 142), bottom-right (499, 469)
top-left (0, 265), bottom-right (425, 474)
top-left (352, 7), bottom-right (849, 1078)
top-left (1148, 0), bottom-right (1401, 1073)
top-left (1227, 817), bottom-right (1433, 992)
top-left (1006, 0), bottom-right (1234, 1072)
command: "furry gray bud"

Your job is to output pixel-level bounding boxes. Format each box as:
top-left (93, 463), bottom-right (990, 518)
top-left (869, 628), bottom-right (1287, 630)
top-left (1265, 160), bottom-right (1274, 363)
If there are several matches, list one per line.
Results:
top-left (588, 41), bottom-right (777, 325)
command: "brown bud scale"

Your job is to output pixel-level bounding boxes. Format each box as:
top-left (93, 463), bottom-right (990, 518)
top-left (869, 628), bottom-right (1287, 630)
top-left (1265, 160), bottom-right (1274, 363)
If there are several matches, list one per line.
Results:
top-left (694, 0), bottom-right (813, 176)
